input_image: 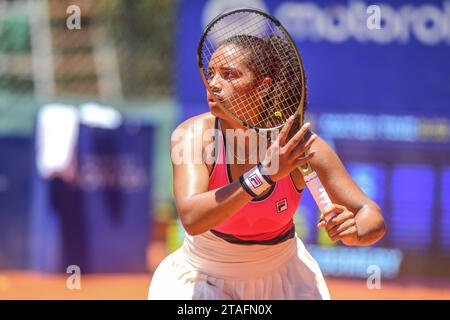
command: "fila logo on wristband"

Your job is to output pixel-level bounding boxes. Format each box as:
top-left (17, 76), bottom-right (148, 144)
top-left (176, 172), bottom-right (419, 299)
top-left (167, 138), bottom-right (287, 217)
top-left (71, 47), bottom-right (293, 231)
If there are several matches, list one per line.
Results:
top-left (248, 173), bottom-right (263, 188)
top-left (241, 164), bottom-right (274, 197)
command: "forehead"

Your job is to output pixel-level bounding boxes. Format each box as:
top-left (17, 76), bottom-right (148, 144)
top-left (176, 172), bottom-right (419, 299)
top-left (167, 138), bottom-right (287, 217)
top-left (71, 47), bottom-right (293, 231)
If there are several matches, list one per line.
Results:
top-left (209, 43), bottom-right (250, 69)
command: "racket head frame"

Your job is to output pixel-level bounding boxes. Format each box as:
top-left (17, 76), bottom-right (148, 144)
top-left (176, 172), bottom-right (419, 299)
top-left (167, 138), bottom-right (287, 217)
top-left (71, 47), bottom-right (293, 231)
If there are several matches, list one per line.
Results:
top-left (197, 7), bottom-right (307, 134)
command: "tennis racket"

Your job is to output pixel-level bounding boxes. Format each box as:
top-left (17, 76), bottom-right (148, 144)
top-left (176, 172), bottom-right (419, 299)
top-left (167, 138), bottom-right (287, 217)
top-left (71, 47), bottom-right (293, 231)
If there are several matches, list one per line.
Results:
top-left (197, 8), bottom-right (334, 222)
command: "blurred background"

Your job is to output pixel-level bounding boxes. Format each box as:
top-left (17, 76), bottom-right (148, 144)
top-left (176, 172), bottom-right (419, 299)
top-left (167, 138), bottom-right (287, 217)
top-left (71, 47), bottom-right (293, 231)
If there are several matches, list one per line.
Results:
top-left (0, 0), bottom-right (449, 299)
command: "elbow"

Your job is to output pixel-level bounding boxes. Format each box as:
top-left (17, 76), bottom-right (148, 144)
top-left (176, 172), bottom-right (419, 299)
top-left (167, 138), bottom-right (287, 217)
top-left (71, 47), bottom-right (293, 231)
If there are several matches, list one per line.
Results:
top-left (182, 220), bottom-right (203, 236)
top-left (374, 206), bottom-right (387, 241)
top-left (178, 207), bottom-right (205, 236)
top-left (357, 204), bottom-right (387, 246)
top-left (358, 222), bottom-right (386, 246)
top-left (365, 221), bottom-right (386, 246)
top-left (368, 213), bottom-right (387, 245)
top-left (377, 219), bottom-right (387, 241)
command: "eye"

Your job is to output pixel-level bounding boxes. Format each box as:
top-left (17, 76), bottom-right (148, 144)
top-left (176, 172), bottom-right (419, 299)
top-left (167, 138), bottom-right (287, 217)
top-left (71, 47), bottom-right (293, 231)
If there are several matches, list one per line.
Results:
top-left (207, 69), bottom-right (215, 80)
top-left (222, 71), bottom-right (231, 79)
top-left (222, 70), bottom-right (238, 80)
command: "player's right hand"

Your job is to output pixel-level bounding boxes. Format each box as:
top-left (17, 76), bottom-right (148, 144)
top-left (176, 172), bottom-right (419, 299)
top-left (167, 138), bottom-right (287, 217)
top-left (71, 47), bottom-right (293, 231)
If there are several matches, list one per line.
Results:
top-left (261, 116), bottom-right (317, 182)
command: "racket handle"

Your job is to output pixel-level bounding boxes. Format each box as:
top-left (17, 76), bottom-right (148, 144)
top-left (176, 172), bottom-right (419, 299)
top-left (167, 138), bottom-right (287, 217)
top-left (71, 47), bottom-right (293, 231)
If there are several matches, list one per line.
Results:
top-left (303, 170), bottom-right (335, 223)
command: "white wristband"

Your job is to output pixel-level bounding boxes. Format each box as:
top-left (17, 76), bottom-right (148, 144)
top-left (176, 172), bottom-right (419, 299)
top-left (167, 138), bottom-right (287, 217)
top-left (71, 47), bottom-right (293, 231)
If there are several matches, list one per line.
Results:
top-left (240, 164), bottom-right (274, 197)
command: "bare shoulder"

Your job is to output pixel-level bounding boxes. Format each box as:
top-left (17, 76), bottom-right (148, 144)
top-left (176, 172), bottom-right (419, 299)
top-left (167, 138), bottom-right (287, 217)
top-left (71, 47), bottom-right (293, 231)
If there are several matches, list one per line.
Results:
top-left (170, 112), bottom-right (216, 167)
top-left (172, 112), bottom-right (215, 136)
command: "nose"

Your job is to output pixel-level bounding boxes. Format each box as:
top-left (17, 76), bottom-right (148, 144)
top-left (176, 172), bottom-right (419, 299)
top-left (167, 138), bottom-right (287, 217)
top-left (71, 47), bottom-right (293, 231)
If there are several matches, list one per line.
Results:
top-left (209, 74), bottom-right (222, 93)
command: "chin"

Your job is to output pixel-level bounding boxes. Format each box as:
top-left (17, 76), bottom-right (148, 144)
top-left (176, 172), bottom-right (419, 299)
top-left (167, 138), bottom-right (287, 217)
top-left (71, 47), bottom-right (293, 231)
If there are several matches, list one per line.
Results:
top-left (209, 105), bottom-right (226, 118)
top-left (209, 106), bottom-right (246, 129)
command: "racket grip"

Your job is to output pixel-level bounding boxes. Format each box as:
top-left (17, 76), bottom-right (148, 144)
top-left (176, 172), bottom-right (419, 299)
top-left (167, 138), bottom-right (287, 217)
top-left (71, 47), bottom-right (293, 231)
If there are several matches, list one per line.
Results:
top-left (303, 170), bottom-right (335, 223)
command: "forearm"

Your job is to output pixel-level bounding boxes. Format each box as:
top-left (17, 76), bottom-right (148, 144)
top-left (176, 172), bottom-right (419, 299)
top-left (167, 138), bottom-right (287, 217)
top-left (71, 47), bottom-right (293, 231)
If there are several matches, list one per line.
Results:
top-left (354, 204), bottom-right (386, 246)
top-left (176, 180), bottom-right (254, 236)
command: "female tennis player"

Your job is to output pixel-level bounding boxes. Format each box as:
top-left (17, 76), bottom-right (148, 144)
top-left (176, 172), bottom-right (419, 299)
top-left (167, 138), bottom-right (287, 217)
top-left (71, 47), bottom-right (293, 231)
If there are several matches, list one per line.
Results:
top-left (148, 25), bottom-right (385, 301)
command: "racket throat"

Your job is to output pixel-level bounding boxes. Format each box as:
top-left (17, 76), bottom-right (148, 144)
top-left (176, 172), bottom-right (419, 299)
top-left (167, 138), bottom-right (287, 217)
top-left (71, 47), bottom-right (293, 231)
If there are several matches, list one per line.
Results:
top-left (299, 162), bottom-right (314, 176)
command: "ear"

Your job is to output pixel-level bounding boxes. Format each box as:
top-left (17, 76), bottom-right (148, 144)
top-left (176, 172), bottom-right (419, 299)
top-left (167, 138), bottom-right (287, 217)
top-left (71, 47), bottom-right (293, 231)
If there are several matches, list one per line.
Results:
top-left (257, 77), bottom-right (272, 98)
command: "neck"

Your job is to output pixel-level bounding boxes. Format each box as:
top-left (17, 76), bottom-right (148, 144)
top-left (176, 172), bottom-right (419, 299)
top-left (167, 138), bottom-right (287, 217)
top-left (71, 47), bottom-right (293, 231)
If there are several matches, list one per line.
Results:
top-left (218, 117), bottom-right (245, 131)
top-left (218, 117), bottom-right (262, 165)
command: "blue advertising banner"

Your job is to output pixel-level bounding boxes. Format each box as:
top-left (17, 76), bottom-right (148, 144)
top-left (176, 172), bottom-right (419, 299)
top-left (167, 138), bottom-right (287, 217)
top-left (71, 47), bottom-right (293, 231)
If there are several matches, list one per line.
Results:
top-left (176, 0), bottom-right (450, 119)
top-left (0, 137), bottom-right (32, 269)
top-left (29, 120), bottom-right (154, 273)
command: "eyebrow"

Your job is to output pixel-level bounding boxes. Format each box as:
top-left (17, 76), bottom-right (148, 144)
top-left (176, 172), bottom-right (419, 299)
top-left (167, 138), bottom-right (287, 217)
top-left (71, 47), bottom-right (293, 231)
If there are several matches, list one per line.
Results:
top-left (208, 65), bottom-right (241, 74)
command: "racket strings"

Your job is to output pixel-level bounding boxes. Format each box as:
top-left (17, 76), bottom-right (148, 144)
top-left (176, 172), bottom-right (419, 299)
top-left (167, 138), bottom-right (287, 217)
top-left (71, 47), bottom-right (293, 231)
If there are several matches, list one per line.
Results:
top-left (263, 29), bottom-right (302, 125)
top-left (201, 11), bottom-right (303, 129)
top-left (224, 16), bottom-right (282, 127)
top-left (205, 14), bottom-right (274, 124)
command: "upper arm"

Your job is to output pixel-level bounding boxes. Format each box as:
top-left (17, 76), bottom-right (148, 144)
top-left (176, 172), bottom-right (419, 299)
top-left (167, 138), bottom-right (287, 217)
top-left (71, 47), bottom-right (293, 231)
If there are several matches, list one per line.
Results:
top-left (308, 136), bottom-right (381, 214)
top-left (170, 120), bottom-right (210, 213)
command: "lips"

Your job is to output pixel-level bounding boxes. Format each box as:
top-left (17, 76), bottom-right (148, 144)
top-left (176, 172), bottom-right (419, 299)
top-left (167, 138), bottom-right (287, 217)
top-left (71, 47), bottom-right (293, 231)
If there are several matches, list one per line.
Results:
top-left (207, 94), bottom-right (224, 105)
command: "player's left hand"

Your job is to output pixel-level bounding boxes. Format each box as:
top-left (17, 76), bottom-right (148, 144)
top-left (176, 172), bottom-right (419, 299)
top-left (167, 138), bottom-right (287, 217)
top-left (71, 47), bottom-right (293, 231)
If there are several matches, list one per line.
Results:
top-left (317, 204), bottom-right (360, 246)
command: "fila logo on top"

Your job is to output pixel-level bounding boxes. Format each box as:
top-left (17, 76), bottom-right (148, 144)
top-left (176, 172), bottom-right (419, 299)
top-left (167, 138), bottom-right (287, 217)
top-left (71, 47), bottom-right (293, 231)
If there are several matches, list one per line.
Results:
top-left (276, 198), bottom-right (288, 213)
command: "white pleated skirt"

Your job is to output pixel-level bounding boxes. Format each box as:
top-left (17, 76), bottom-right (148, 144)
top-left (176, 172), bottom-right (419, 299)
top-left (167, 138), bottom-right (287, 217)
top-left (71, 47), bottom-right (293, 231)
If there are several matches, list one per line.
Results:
top-left (148, 231), bottom-right (330, 300)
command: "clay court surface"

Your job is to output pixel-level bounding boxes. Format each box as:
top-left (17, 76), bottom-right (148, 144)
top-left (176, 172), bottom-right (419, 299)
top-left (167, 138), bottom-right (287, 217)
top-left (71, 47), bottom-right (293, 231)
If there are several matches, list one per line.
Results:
top-left (0, 272), bottom-right (449, 300)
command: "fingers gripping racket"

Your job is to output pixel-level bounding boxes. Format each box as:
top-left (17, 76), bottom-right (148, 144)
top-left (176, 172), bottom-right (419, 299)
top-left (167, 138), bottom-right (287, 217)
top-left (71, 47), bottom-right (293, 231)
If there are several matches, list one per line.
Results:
top-left (197, 8), bottom-right (333, 221)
